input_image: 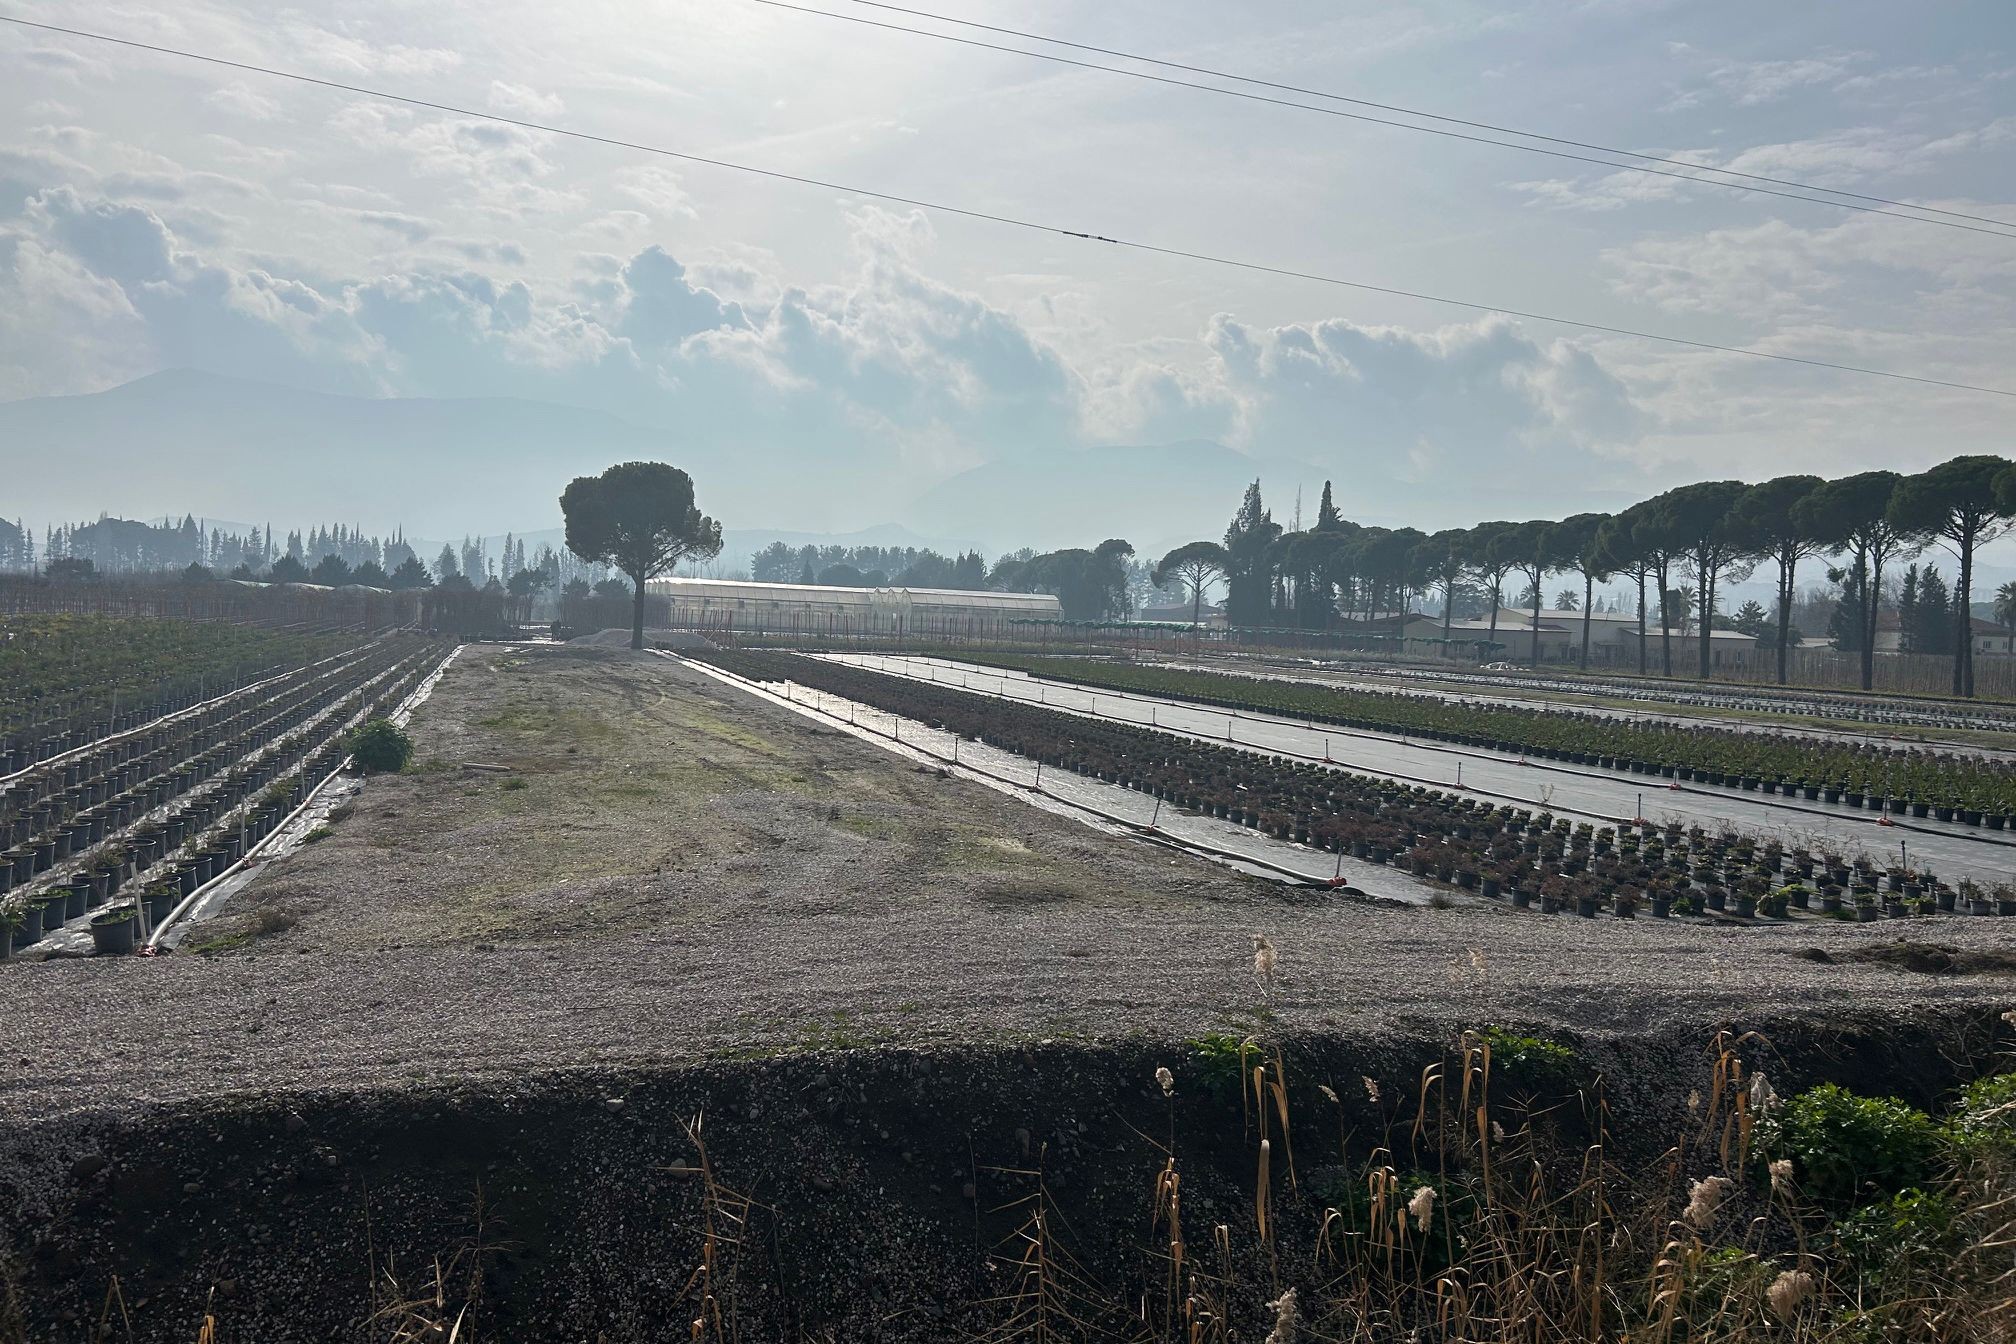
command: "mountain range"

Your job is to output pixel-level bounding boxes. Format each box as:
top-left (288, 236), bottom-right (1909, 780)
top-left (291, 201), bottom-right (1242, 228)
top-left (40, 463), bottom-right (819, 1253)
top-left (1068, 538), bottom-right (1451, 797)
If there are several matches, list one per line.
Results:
top-left (0, 369), bottom-right (1306, 559)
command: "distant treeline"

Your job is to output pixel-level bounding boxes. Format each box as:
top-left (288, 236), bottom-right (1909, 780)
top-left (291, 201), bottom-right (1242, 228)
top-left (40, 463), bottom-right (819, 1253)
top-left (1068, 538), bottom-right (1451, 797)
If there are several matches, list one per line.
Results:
top-left (749, 543), bottom-right (988, 590)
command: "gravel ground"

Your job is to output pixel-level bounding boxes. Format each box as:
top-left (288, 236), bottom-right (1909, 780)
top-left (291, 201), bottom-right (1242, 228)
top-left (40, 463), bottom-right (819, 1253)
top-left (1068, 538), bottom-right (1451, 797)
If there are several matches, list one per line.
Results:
top-left (4, 647), bottom-right (2011, 1127)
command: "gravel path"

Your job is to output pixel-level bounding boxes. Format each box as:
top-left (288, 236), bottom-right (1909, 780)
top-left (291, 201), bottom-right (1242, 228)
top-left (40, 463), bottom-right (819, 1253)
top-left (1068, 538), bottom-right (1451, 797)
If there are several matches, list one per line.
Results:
top-left (4, 648), bottom-right (2009, 1126)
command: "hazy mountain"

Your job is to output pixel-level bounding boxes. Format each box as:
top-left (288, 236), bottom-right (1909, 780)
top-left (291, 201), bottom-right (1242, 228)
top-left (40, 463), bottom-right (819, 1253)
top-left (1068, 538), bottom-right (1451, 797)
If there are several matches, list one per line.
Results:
top-left (902, 440), bottom-right (1326, 557)
top-left (0, 369), bottom-right (717, 537)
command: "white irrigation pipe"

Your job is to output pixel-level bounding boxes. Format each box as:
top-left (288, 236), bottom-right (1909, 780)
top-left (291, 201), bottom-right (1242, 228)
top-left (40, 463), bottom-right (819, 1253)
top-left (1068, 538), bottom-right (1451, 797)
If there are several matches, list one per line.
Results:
top-left (843, 653), bottom-right (2016, 847)
top-left (822, 652), bottom-right (1634, 828)
top-left (0, 631), bottom-right (402, 790)
top-left (145, 644), bottom-right (463, 948)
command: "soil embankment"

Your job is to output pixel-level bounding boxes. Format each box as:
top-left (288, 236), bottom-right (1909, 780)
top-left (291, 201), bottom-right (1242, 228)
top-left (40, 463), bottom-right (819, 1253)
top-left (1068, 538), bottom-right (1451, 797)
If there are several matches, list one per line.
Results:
top-left (6, 1008), bottom-right (2006, 1341)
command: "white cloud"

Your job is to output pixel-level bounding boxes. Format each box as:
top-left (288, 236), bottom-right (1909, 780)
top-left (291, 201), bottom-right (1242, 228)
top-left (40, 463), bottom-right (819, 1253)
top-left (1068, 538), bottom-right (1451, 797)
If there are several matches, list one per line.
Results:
top-left (487, 81), bottom-right (565, 118)
top-left (204, 82), bottom-right (281, 121)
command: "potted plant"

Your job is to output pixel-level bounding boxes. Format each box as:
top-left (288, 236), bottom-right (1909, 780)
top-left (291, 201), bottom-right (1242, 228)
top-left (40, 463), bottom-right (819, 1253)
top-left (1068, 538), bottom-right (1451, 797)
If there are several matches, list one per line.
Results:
top-left (89, 903), bottom-right (140, 956)
top-left (142, 881), bottom-right (178, 927)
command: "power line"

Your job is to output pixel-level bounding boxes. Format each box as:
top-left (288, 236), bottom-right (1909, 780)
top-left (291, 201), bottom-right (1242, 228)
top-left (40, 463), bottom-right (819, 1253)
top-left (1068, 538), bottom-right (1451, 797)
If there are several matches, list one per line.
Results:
top-left (789, 0), bottom-right (2016, 237)
top-left (3, 14), bottom-right (2011, 400)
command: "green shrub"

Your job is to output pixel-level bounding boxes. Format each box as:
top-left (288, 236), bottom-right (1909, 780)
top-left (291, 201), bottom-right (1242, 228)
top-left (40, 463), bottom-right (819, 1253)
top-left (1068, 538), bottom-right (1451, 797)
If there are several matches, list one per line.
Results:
top-left (1187, 1032), bottom-right (1252, 1101)
top-left (1830, 1186), bottom-right (1959, 1293)
top-left (1947, 1072), bottom-right (2016, 1160)
top-left (1476, 1026), bottom-right (1579, 1085)
top-left (1764, 1084), bottom-right (1940, 1206)
top-left (347, 717), bottom-right (413, 773)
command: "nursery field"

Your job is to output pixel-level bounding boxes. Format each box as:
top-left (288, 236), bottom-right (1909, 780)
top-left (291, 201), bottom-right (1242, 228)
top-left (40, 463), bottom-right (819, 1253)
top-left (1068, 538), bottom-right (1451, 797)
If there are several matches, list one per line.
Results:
top-left (8, 645), bottom-right (2012, 1123)
top-left (2, 621), bottom-right (447, 961)
top-left (7, 645), bottom-right (2016, 1342)
top-left (923, 652), bottom-right (2016, 823)
top-left (0, 614), bottom-right (357, 773)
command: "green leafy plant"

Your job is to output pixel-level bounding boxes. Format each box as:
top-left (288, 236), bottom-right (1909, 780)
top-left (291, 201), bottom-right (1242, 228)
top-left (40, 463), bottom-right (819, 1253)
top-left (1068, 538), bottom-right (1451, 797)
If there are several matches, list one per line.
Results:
top-left (1187, 1031), bottom-right (1253, 1101)
top-left (1761, 1083), bottom-right (1941, 1207)
top-left (1476, 1026), bottom-right (1579, 1084)
top-left (1830, 1186), bottom-right (1959, 1295)
top-left (1946, 1072), bottom-right (2016, 1160)
top-left (347, 717), bottom-right (414, 773)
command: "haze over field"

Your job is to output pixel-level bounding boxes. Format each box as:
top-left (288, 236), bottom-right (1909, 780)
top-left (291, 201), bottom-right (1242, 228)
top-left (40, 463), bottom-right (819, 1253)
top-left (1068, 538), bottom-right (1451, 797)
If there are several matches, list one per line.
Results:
top-left (0, 1), bottom-right (2012, 546)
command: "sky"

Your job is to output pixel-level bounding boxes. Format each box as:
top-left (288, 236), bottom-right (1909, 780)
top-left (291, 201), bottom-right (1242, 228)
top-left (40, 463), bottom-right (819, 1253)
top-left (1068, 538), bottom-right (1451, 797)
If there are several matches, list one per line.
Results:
top-left (0, 0), bottom-right (2012, 547)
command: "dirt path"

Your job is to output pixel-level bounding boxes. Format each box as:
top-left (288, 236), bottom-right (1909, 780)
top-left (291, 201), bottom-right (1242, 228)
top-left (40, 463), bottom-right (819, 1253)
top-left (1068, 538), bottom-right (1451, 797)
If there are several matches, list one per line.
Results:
top-left (3, 647), bottom-right (2008, 1125)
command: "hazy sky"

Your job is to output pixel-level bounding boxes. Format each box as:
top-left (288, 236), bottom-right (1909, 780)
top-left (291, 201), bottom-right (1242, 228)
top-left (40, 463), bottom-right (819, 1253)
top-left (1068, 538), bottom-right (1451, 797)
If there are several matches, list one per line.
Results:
top-left (1, 0), bottom-right (2012, 538)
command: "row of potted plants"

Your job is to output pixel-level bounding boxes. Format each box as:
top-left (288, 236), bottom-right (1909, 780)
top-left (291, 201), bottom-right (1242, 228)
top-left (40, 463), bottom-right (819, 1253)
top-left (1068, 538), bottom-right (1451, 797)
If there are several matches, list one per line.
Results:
top-left (1, 641), bottom-right (444, 955)
top-left (696, 650), bottom-right (2013, 924)
top-left (934, 654), bottom-right (2016, 824)
top-left (0, 613), bottom-right (351, 776)
top-left (1, 640), bottom-right (406, 885)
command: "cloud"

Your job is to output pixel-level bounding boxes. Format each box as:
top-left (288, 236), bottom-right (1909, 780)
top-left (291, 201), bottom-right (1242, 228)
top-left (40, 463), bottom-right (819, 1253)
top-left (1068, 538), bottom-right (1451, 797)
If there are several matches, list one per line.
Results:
top-left (487, 81), bottom-right (565, 118)
top-left (0, 187), bottom-right (1651, 523)
top-left (204, 83), bottom-right (282, 121)
top-left (1193, 315), bottom-right (1640, 491)
top-left (1666, 50), bottom-right (1868, 109)
top-left (614, 166), bottom-right (696, 222)
top-left (335, 208), bottom-right (436, 244)
top-left (1509, 120), bottom-right (2016, 214)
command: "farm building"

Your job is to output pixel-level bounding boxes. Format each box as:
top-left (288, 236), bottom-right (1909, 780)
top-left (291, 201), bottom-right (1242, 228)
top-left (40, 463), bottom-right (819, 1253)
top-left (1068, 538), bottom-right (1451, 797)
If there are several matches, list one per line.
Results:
top-left (645, 577), bottom-right (1063, 637)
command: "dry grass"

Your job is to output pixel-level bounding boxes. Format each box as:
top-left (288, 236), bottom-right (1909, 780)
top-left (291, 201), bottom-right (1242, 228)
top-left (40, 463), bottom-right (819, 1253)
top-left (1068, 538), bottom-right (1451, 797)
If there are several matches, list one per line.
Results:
top-left (1118, 1030), bottom-right (2016, 1344)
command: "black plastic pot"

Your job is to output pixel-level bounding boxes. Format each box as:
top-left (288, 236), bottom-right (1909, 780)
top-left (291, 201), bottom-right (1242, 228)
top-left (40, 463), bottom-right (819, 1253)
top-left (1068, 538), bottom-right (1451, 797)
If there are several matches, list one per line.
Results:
top-left (11, 904), bottom-right (44, 946)
top-left (89, 907), bottom-right (138, 955)
top-left (143, 887), bottom-right (177, 926)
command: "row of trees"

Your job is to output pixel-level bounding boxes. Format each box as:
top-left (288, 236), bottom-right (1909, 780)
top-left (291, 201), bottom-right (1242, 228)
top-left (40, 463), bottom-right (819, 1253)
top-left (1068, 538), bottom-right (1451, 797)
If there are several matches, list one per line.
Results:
top-left (1153, 455), bottom-right (2016, 696)
top-left (749, 542), bottom-right (989, 590)
top-left (17, 515), bottom-right (428, 576)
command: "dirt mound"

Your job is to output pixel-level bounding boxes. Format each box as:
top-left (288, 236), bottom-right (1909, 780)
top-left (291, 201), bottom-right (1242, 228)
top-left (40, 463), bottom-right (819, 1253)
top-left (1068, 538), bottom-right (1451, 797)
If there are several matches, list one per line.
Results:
top-left (1824, 941), bottom-right (2016, 976)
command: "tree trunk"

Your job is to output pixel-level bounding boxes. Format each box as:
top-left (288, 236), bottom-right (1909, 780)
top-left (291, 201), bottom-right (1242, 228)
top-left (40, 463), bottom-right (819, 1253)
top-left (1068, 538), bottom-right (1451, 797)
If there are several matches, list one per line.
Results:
top-left (1656, 559), bottom-right (1673, 676)
top-left (1636, 572), bottom-right (1648, 674)
top-left (1581, 572), bottom-right (1593, 669)
top-left (1860, 547), bottom-right (1879, 693)
top-left (1530, 572), bottom-right (1543, 669)
top-left (630, 573), bottom-right (647, 651)
top-left (1956, 535), bottom-right (1974, 697)
top-left (1697, 550), bottom-right (1714, 681)
top-left (1776, 549), bottom-right (1794, 685)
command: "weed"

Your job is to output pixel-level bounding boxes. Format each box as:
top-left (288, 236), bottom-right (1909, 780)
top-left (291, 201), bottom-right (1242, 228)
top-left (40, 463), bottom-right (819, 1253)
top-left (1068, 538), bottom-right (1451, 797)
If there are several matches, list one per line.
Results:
top-left (501, 777), bottom-right (529, 792)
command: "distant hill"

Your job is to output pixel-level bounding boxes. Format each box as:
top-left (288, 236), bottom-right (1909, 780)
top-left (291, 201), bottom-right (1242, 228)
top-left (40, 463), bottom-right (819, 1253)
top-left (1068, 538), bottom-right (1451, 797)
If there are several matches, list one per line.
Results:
top-left (903, 440), bottom-right (1323, 556)
top-left (0, 369), bottom-right (713, 538)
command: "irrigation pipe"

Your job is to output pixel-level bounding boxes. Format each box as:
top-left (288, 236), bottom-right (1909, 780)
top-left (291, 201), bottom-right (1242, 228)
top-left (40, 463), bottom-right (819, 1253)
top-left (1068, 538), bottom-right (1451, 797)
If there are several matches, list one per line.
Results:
top-left (827, 653), bottom-right (1635, 829)
top-left (146, 644), bottom-right (463, 948)
top-left (854, 654), bottom-right (2015, 847)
